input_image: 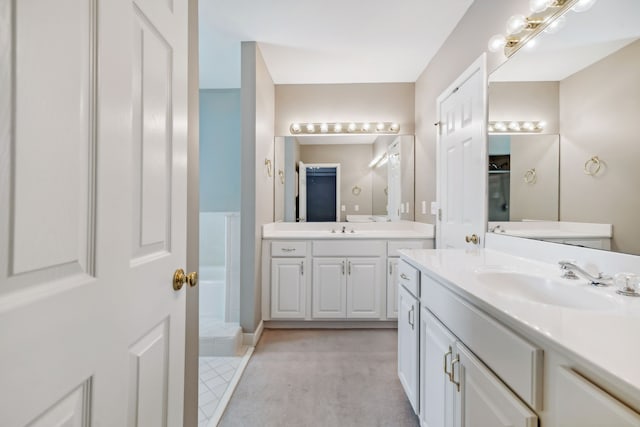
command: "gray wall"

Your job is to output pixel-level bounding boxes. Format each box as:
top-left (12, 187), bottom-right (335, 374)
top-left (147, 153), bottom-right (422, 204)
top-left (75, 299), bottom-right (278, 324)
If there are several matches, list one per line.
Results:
top-left (199, 89), bottom-right (241, 212)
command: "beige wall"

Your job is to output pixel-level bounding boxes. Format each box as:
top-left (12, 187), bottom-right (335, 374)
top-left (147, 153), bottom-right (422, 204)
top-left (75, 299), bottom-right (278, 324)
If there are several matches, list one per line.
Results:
top-left (413, 0), bottom-right (530, 223)
top-left (559, 40), bottom-right (640, 255)
top-left (300, 144), bottom-right (373, 221)
top-left (275, 83), bottom-right (415, 136)
top-left (489, 82), bottom-right (559, 134)
top-left (240, 42), bottom-right (274, 332)
top-left (510, 134), bottom-right (559, 221)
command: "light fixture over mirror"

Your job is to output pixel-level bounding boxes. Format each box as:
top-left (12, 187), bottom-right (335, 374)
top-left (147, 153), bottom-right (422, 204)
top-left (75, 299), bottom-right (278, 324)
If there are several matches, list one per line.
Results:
top-left (289, 121), bottom-right (400, 135)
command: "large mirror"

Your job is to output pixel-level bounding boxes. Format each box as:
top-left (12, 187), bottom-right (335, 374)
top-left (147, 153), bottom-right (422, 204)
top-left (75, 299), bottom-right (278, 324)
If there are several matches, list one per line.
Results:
top-left (274, 135), bottom-right (414, 222)
top-left (488, 0), bottom-right (640, 255)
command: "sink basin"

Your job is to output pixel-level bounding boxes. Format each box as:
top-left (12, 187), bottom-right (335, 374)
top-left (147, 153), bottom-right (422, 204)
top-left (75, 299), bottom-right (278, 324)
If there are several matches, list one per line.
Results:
top-left (475, 271), bottom-right (617, 310)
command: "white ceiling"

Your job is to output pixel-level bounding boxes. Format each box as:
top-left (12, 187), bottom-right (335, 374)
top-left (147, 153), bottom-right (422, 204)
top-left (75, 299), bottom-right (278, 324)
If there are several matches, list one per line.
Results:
top-left (198, 0), bottom-right (475, 88)
top-left (490, 0), bottom-right (640, 82)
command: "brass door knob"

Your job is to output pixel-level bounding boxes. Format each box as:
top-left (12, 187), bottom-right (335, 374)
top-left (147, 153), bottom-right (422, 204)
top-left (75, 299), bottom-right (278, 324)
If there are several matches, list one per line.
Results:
top-left (465, 234), bottom-right (479, 245)
top-left (173, 269), bottom-right (198, 291)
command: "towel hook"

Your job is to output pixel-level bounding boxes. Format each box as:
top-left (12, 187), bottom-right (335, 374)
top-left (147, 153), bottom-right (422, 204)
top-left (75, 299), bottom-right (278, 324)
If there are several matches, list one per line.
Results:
top-left (523, 168), bottom-right (536, 184)
top-left (584, 156), bottom-right (602, 176)
top-left (265, 159), bottom-right (273, 177)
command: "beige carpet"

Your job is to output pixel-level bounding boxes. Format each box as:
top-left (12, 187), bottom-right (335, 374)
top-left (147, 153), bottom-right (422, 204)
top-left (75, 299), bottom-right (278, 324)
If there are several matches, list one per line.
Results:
top-left (218, 329), bottom-right (419, 427)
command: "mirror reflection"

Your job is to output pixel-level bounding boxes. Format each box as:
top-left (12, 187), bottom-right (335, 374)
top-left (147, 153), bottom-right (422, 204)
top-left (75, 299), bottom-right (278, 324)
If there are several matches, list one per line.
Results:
top-left (274, 135), bottom-right (414, 222)
top-left (488, 0), bottom-right (640, 255)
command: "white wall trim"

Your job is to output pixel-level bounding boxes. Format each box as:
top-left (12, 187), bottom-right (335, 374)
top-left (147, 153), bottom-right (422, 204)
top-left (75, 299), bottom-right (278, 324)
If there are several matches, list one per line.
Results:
top-left (242, 320), bottom-right (264, 346)
top-left (265, 320), bottom-right (398, 329)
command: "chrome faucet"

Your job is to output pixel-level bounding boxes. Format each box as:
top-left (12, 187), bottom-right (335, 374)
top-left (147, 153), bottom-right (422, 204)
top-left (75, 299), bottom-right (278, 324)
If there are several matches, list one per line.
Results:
top-left (489, 224), bottom-right (503, 233)
top-left (558, 260), bottom-right (612, 287)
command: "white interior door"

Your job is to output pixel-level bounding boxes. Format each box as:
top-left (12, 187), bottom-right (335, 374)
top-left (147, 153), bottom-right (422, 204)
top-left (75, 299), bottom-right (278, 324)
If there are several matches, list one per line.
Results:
top-left (0, 0), bottom-right (189, 425)
top-left (387, 139), bottom-right (401, 220)
top-left (436, 54), bottom-right (488, 249)
top-left (298, 161), bottom-right (306, 221)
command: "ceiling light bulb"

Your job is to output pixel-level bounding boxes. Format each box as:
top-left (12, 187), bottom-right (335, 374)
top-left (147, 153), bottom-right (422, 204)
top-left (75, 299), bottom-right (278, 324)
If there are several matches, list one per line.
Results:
top-left (389, 123), bottom-right (399, 132)
top-left (306, 123), bottom-right (315, 133)
top-left (522, 122), bottom-right (534, 131)
top-left (544, 15), bottom-right (566, 34)
top-left (320, 123), bottom-right (328, 133)
top-left (334, 123), bottom-right (343, 132)
top-left (290, 123), bottom-right (301, 133)
top-left (529, 0), bottom-right (554, 13)
top-left (488, 34), bottom-right (508, 53)
top-left (362, 123), bottom-right (371, 131)
top-left (494, 122), bottom-right (507, 131)
top-left (572, 0), bottom-right (597, 12)
top-left (348, 123), bottom-right (357, 132)
top-left (488, 124), bottom-right (495, 132)
top-left (508, 121), bottom-right (521, 131)
top-left (376, 122), bottom-right (385, 131)
top-left (506, 14), bottom-right (528, 35)
top-left (537, 121), bottom-right (547, 129)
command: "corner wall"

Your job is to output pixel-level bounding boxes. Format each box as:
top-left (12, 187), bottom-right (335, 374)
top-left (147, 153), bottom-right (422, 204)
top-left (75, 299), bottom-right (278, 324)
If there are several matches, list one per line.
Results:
top-left (240, 42), bottom-right (275, 333)
top-left (413, 0), bottom-right (530, 223)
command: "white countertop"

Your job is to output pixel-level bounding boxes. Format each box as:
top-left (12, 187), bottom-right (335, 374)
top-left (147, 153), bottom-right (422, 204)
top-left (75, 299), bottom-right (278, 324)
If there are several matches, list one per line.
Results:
top-left (488, 221), bottom-right (612, 239)
top-left (262, 221), bottom-right (435, 240)
top-left (399, 248), bottom-right (640, 395)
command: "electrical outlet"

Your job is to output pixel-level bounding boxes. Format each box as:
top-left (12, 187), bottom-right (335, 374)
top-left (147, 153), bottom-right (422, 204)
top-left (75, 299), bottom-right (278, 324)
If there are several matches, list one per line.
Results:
top-left (341, 205), bottom-right (346, 212)
top-left (354, 204), bottom-right (359, 212)
top-left (421, 201), bottom-right (427, 215)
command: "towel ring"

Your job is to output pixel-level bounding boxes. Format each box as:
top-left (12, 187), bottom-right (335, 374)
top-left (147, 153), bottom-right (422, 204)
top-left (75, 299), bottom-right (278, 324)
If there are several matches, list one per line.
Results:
top-left (584, 156), bottom-right (601, 176)
top-left (278, 169), bottom-right (284, 184)
top-left (352, 185), bottom-right (361, 196)
top-left (265, 159), bottom-right (272, 177)
top-left (523, 168), bottom-right (536, 184)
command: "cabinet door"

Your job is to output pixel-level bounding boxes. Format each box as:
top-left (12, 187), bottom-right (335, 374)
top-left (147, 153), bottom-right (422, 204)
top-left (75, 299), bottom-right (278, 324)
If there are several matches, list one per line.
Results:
top-left (453, 343), bottom-right (538, 427)
top-left (346, 257), bottom-right (383, 319)
top-left (312, 258), bottom-right (347, 318)
top-left (555, 367), bottom-right (640, 427)
top-left (421, 307), bottom-right (456, 427)
top-left (271, 258), bottom-right (306, 319)
top-left (398, 285), bottom-right (419, 414)
top-left (387, 258), bottom-right (399, 319)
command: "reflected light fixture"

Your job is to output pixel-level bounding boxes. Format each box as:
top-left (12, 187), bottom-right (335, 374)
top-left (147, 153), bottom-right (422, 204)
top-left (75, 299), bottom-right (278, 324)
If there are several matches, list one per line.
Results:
top-left (488, 0), bottom-right (598, 57)
top-left (489, 120), bottom-right (546, 133)
top-left (289, 121), bottom-right (401, 135)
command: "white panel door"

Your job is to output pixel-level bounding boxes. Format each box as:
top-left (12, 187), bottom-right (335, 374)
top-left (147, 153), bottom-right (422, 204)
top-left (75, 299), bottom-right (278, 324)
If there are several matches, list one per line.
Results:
top-left (453, 343), bottom-right (538, 427)
top-left (0, 0), bottom-right (188, 425)
top-left (346, 257), bottom-right (383, 319)
top-left (421, 307), bottom-right (457, 427)
top-left (312, 257), bottom-right (347, 318)
top-left (436, 54), bottom-right (487, 249)
top-left (398, 285), bottom-right (419, 414)
top-left (271, 258), bottom-right (306, 319)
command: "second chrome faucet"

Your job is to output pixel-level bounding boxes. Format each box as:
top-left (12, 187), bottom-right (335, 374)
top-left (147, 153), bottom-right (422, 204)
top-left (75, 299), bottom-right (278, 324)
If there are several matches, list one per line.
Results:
top-left (559, 260), bottom-right (612, 287)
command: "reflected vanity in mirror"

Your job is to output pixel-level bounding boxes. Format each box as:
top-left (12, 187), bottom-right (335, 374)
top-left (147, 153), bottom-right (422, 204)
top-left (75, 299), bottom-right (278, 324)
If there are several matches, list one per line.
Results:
top-left (274, 134), bottom-right (414, 223)
top-left (487, 0), bottom-right (640, 255)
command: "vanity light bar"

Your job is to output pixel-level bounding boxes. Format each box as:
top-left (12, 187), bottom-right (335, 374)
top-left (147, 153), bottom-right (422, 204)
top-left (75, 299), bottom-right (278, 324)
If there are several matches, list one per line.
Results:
top-left (289, 122), bottom-right (400, 135)
top-left (488, 121), bottom-right (546, 133)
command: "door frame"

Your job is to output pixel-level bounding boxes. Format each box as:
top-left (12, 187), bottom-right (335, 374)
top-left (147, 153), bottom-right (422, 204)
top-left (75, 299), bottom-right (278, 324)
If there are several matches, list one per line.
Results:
top-left (435, 53), bottom-right (488, 248)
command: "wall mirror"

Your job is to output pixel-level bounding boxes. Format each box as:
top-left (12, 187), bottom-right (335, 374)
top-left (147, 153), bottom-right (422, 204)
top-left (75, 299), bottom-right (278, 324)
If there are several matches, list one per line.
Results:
top-left (274, 135), bottom-right (414, 222)
top-left (488, 0), bottom-right (640, 255)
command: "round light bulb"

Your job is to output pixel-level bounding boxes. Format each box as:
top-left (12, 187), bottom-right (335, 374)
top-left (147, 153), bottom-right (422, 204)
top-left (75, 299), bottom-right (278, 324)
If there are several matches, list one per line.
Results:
top-left (376, 122), bottom-right (385, 131)
top-left (488, 34), bottom-right (508, 53)
top-left (529, 0), bottom-right (554, 13)
top-left (494, 122), bottom-right (507, 131)
top-left (348, 123), bottom-right (357, 132)
top-left (522, 122), bottom-right (534, 131)
top-left (389, 123), bottom-right (399, 132)
top-left (306, 123), bottom-right (315, 133)
top-left (488, 124), bottom-right (495, 132)
top-left (544, 15), bottom-right (566, 34)
top-left (508, 121), bottom-right (521, 131)
top-left (537, 121), bottom-right (546, 129)
top-left (572, 0), bottom-right (597, 12)
top-left (320, 123), bottom-right (328, 133)
top-left (290, 123), bottom-right (301, 133)
top-left (334, 123), bottom-right (343, 132)
top-left (506, 14), bottom-right (528, 35)
top-left (362, 123), bottom-right (371, 131)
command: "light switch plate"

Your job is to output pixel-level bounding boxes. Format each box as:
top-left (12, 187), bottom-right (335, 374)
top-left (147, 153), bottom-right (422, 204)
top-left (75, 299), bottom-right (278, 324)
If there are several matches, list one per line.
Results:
top-left (354, 204), bottom-right (359, 212)
top-left (341, 205), bottom-right (346, 212)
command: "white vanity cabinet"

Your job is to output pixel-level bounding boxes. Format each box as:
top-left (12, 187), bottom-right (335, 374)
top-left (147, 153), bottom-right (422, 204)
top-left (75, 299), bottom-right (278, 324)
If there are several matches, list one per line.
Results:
top-left (312, 256), bottom-right (384, 319)
top-left (270, 241), bottom-right (309, 319)
top-left (398, 273), bottom-right (420, 414)
top-left (387, 240), bottom-right (433, 319)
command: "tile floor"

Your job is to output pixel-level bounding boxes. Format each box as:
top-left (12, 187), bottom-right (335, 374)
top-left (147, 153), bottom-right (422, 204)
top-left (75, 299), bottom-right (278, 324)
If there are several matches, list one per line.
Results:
top-left (198, 355), bottom-right (242, 427)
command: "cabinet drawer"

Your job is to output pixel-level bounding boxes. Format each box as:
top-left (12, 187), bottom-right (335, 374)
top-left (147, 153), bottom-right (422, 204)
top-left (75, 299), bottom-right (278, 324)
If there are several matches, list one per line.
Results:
top-left (388, 240), bottom-right (432, 257)
top-left (271, 241), bottom-right (307, 257)
top-left (422, 273), bottom-right (543, 411)
top-left (398, 260), bottom-right (420, 298)
top-left (312, 240), bottom-right (385, 257)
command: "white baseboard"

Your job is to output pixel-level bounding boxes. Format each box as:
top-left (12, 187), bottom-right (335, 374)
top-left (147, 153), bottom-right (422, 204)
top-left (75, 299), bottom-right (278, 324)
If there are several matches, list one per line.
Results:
top-left (264, 320), bottom-right (398, 329)
top-left (242, 320), bottom-right (264, 346)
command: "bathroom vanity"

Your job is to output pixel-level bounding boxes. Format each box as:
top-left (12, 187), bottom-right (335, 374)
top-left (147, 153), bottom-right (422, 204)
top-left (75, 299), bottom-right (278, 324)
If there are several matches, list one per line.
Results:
top-left (261, 221), bottom-right (434, 324)
top-left (397, 245), bottom-right (640, 426)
